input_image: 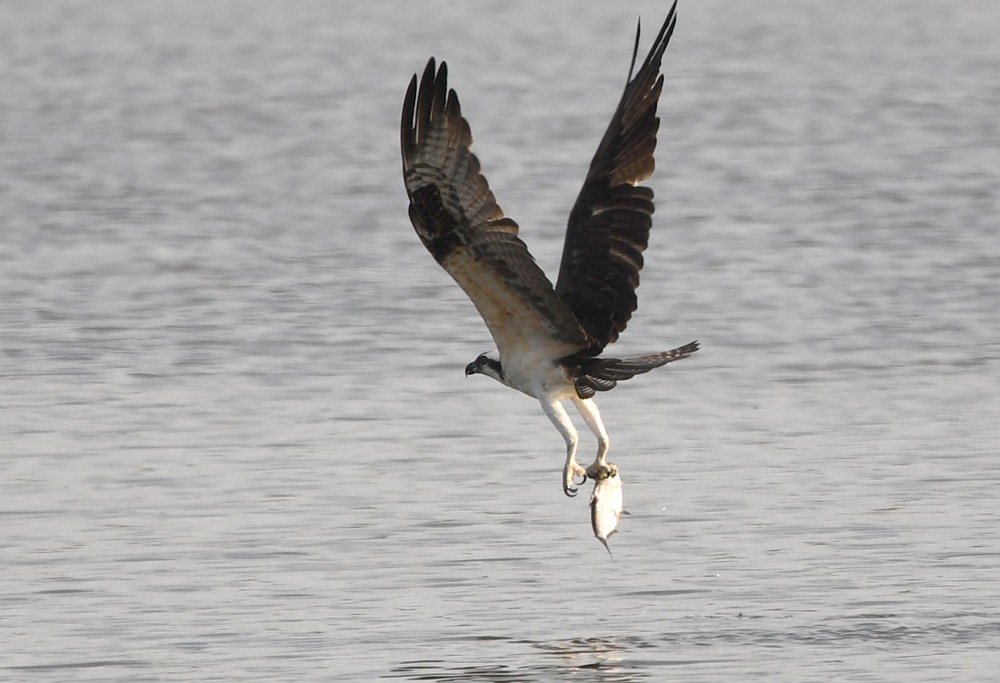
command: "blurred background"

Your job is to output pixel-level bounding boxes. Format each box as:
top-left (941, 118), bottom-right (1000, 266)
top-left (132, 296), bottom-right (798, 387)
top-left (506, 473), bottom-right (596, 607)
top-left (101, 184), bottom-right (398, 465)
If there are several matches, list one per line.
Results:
top-left (2, 1), bottom-right (998, 680)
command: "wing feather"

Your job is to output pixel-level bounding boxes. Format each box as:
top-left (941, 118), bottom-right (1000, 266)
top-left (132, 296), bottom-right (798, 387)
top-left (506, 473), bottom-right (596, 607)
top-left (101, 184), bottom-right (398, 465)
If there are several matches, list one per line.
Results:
top-left (555, 1), bottom-right (678, 355)
top-left (402, 59), bottom-right (588, 359)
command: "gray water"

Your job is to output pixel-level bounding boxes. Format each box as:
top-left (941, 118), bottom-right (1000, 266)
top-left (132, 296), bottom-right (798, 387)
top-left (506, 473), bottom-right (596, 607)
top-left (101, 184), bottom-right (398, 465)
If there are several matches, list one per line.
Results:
top-left (2, 1), bottom-right (999, 680)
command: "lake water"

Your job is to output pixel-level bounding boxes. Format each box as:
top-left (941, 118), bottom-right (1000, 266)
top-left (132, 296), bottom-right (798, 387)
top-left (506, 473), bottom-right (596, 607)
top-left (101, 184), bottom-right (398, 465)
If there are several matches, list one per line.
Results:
top-left (2, 1), bottom-right (999, 680)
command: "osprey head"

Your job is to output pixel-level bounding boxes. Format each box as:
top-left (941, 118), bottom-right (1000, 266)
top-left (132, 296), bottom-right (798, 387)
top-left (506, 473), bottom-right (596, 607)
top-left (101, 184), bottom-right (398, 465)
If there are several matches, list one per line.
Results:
top-left (465, 351), bottom-right (504, 383)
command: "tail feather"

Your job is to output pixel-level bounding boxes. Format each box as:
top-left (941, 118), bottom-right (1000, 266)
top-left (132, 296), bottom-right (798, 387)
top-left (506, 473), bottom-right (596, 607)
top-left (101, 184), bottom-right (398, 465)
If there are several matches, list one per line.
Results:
top-left (568, 340), bottom-right (699, 399)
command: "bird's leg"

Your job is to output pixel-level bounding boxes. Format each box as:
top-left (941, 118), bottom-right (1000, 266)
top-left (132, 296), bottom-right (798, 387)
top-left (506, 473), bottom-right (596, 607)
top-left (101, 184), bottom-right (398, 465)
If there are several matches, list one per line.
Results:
top-left (540, 398), bottom-right (586, 497)
top-left (571, 396), bottom-right (613, 480)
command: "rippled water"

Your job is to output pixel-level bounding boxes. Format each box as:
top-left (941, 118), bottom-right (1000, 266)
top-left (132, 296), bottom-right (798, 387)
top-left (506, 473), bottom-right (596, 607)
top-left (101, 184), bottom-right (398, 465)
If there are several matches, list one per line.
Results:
top-left (3, 1), bottom-right (999, 680)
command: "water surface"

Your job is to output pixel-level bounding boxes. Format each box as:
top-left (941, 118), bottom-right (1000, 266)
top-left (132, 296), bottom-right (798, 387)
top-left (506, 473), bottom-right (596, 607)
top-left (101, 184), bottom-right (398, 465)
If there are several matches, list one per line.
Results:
top-left (2, 1), bottom-right (999, 680)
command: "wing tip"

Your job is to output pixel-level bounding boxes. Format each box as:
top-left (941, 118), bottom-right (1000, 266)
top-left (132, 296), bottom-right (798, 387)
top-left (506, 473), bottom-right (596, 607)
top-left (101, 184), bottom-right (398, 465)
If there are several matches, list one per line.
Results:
top-left (401, 72), bottom-right (419, 166)
top-left (403, 57), bottom-right (457, 170)
top-left (635, 0), bottom-right (678, 81)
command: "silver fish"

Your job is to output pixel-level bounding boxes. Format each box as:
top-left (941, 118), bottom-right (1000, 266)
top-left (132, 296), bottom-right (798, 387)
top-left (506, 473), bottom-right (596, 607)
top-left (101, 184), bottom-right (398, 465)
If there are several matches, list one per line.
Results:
top-left (589, 463), bottom-right (624, 556)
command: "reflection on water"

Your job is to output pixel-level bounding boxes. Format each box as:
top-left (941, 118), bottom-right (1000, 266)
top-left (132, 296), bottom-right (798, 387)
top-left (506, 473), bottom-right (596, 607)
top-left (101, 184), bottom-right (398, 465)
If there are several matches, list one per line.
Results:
top-left (387, 613), bottom-right (1000, 681)
top-left (390, 635), bottom-right (651, 682)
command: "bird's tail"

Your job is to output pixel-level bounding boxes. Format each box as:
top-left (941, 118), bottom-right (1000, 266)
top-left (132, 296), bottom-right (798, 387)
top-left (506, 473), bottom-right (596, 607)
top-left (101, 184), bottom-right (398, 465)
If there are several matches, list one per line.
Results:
top-left (570, 340), bottom-right (699, 399)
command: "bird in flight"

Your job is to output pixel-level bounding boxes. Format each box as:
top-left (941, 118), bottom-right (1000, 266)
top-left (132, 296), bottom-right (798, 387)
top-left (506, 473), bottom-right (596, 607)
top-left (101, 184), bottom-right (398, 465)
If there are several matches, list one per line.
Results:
top-left (401, 1), bottom-right (696, 509)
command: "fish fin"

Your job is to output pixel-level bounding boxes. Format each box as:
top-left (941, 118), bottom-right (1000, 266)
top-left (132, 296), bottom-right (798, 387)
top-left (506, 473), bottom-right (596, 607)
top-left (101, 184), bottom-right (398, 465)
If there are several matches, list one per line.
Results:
top-left (597, 536), bottom-right (614, 559)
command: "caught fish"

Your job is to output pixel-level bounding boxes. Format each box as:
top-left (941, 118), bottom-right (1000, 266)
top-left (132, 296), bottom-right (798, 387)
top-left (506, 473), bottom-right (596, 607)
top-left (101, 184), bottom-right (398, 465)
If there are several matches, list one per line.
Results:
top-left (589, 464), bottom-right (624, 556)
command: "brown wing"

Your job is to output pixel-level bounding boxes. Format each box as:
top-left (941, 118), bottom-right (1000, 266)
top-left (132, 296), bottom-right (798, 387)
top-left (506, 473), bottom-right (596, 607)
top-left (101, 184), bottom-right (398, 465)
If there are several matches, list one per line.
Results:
top-left (555, 1), bottom-right (677, 355)
top-left (402, 59), bottom-right (588, 360)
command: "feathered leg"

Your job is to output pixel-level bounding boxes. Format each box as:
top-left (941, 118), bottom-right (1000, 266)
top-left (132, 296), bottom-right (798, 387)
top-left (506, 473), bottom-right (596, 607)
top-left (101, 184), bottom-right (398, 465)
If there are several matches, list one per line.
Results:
top-left (540, 397), bottom-right (587, 497)
top-left (571, 396), bottom-right (613, 479)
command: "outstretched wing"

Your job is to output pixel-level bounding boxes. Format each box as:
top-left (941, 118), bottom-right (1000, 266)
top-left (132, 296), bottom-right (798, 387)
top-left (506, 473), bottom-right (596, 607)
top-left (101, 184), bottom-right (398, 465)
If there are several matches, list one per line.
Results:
top-left (555, 1), bottom-right (678, 355)
top-left (402, 59), bottom-right (588, 359)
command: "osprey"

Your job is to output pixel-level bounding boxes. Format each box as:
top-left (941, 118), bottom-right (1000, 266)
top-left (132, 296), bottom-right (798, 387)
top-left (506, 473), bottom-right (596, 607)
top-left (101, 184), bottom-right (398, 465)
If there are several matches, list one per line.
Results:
top-left (401, 1), bottom-right (696, 500)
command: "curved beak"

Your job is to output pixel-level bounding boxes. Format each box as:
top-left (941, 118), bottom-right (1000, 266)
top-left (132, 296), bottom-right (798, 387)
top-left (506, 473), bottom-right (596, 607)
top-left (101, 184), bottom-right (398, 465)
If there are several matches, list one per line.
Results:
top-left (465, 362), bottom-right (477, 377)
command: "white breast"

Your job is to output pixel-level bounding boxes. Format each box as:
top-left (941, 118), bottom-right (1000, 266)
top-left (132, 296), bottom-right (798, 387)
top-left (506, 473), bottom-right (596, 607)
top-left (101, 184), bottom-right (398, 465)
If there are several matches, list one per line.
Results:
top-left (500, 349), bottom-right (577, 401)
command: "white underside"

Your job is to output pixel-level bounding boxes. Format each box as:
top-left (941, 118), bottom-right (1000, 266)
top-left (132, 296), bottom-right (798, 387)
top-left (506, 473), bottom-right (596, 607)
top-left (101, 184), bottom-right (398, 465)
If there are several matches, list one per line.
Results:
top-left (496, 352), bottom-right (611, 493)
top-left (442, 239), bottom-right (614, 490)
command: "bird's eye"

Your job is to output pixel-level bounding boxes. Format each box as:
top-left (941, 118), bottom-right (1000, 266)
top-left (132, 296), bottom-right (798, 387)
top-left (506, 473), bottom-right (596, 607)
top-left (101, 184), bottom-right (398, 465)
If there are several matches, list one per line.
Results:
top-left (478, 356), bottom-right (487, 366)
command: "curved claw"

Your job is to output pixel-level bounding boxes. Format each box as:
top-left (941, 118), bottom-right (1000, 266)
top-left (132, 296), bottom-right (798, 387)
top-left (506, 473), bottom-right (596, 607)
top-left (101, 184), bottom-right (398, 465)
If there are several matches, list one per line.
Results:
top-left (563, 471), bottom-right (588, 497)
